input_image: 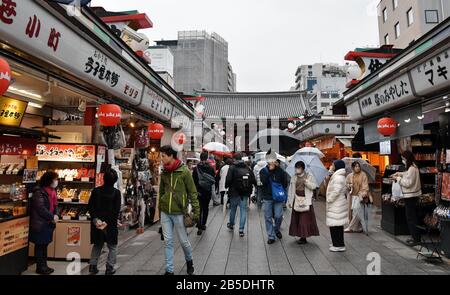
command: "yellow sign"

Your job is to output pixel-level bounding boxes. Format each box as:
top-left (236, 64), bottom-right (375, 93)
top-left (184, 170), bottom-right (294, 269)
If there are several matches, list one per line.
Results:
top-left (0, 97), bottom-right (28, 127)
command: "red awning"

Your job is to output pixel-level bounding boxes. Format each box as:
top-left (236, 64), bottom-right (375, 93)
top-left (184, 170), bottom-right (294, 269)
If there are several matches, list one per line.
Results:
top-left (101, 13), bottom-right (153, 30)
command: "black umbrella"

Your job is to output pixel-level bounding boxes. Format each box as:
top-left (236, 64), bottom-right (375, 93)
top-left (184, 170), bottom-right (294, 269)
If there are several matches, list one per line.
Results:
top-left (249, 129), bottom-right (301, 156)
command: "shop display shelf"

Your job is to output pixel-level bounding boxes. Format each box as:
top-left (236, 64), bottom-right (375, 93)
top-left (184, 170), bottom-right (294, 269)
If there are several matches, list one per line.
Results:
top-left (0, 214), bottom-right (28, 223)
top-left (58, 200), bottom-right (88, 205)
top-left (58, 180), bottom-right (94, 185)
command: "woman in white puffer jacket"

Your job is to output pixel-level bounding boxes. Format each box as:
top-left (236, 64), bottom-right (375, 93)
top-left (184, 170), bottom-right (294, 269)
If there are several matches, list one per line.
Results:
top-left (326, 160), bottom-right (348, 252)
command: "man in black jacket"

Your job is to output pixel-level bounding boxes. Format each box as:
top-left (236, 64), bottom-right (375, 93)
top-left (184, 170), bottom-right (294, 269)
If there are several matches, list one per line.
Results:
top-left (193, 152), bottom-right (216, 236)
top-left (225, 153), bottom-right (256, 237)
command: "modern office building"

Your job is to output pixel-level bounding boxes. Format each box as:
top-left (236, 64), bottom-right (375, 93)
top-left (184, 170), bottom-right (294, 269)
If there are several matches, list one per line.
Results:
top-left (378, 0), bottom-right (450, 48)
top-left (156, 31), bottom-right (236, 95)
top-left (146, 45), bottom-right (175, 88)
top-left (294, 63), bottom-right (348, 114)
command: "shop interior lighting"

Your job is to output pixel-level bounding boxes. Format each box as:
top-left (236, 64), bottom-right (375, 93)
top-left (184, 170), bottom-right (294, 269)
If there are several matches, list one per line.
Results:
top-left (446, 102), bottom-right (450, 113)
top-left (404, 118), bottom-right (411, 123)
top-left (444, 96), bottom-right (449, 100)
top-left (417, 115), bottom-right (425, 120)
top-left (8, 86), bottom-right (42, 100)
top-left (150, 147), bottom-right (156, 153)
top-left (129, 122), bottom-right (135, 128)
top-left (28, 102), bottom-right (43, 109)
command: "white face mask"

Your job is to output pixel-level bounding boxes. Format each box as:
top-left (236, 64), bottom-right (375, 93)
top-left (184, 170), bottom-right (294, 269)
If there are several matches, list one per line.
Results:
top-left (51, 180), bottom-right (58, 189)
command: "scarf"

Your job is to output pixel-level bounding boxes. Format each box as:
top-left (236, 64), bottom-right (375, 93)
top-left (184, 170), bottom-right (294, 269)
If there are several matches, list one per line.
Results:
top-left (295, 172), bottom-right (306, 196)
top-left (44, 186), bottom-right (58, 214)
top-left (164, 159), bottom-right (182, 173)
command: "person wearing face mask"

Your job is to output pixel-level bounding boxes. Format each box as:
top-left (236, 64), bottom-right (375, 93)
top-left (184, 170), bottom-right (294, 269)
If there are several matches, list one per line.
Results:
top-left (345, 162), bottom-right (369, 233)
top-left (30, 171), bottom-right (60, 275)
top-left (391, 151), bottom-right (422, 246)
top-left (287, 161), bottom-right (319, 244)
top-left (326, 160), bottom-right (348, 252)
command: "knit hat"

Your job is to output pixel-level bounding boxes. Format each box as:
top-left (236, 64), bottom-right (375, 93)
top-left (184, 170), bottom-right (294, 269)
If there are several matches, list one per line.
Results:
top-left (333, 160), bottom-right (346, 171)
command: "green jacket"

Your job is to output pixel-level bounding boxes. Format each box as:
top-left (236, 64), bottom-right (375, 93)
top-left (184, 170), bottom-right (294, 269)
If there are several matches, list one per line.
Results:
top-left (159, 163), bottom-right (200, 219)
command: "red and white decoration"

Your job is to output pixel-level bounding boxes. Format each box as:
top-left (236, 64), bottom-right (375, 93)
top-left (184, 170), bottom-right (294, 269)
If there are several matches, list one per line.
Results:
top-left (377, 117), bottom-right (398, 136)
top-left (0, 58), bottom-right (11, 96)
top-left (97, 104), bottom-right (122, 126)
top-left (148, 122), bottom-right (164, 140)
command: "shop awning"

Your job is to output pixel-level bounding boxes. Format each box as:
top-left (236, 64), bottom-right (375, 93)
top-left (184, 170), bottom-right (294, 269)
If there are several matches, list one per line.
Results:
top-left (315, 137), bottom-right (335, 150)
top-left (336, 137), bottom-right (353, 148)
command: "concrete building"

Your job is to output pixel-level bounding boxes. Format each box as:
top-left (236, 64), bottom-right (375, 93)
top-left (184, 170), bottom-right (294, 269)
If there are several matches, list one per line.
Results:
top-left (146, 45), bottom-right (175, 88)
top-left (156, 31), bottom-right (236, 95)
top-left (294, 63), bottom-right (348, 114)
top-left (378, 0), bottom-right (450, 48)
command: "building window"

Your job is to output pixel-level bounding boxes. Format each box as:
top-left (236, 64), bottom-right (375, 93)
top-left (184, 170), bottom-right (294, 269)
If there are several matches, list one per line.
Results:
top-left (321, 103), bottom-right (329, 108)
top-left (395, 22), bottom-right (400, 39)
top-left (384, 33), bottom-right (390, 45)
top-left (308, 65), bottom-right (312, 69)
top-left (393, 0), bottom-right (398, 10)
top-left (425, 10), bottom-right (439, 23)
top-left (308, 71), bottom-right (313, 76)
top-left (407, 8), bottom-right (414, 27)
top-left (383, 8), bottom-right (388, 23)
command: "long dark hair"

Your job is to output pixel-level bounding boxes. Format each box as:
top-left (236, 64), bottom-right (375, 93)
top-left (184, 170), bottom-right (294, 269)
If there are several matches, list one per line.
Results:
top-left (401, 150), bottom-right (417, 169)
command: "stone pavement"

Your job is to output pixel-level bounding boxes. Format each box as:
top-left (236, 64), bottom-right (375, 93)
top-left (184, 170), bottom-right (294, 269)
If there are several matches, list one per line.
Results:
top-left (83, 199), bottom-right (450, 275)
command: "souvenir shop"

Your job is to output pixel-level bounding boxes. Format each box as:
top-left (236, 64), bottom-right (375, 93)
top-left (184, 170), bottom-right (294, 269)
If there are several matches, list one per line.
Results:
top-left (344, 18), bottom-right (450, 258)
top-left (0, 0), bottom-right (193, 274)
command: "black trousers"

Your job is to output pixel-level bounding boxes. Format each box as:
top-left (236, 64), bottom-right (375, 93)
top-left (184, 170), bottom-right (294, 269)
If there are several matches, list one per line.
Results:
top-left (35, 244), bottom-right (49, 270)
top-left (198, 191), bottom-right (212, 227)
top-left (329, 226), bottom-right (345, 247)
top-left (220, 191), bottom-right (226, 204)
top-left (404, 197), bottom-right (421, 242)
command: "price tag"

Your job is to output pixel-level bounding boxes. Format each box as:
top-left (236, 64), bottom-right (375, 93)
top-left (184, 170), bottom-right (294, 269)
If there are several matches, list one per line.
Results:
top-left (65, 176), bottom-right (74, 182)
top-left (63, 198), bottom-right (72, 203)
top-left (62, 215), bottom-right (71, 221)
top-left (81, 177), bottom-right (90, 182)
top-left (78, 216), bottom-right (88, 221)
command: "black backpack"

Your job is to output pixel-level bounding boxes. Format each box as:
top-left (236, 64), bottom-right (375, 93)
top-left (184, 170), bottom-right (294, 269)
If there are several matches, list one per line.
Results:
top-left (234, 166), bottom-right (253, 195)
top-left (197, 168), bottom-right (215, 192)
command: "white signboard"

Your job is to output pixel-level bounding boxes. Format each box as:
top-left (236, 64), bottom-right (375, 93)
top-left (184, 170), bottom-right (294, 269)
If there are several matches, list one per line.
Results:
top-left (140, 86), bottom-right (173, 121)
top-left (0, 1), bottom-right (147, 106)
top-left (171, 107), bottom-right (192, 131)
top-left (358, 74), bottom-right (415, 117)
top-left (380, 140), bottom-right (391, 155)
top-left (410, 48), bottom-right (450, 96)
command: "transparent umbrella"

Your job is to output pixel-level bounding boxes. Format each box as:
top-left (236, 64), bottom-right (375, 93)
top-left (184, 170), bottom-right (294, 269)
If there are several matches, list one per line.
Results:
top-left (286, 154), bottom-right (328, 186)
top-left (342, 157), bottom-right (376, 182)
top-left (295, 147), bottom-right (325, 158)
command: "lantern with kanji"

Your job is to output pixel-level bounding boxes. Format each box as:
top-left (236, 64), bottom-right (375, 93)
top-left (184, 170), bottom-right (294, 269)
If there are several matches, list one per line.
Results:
top-left (148, 122), bottom-right (164, 140)
top-left (377, 117), bottom-right (397, 136)
top-left (0, 58), bottom-right (11, 96)
top-left (97, 104), bottom-right (122, 126)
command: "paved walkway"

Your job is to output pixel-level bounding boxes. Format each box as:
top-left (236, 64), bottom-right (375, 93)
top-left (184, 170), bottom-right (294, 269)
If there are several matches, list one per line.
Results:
top-left (84, 199), bottom-right (450, 275)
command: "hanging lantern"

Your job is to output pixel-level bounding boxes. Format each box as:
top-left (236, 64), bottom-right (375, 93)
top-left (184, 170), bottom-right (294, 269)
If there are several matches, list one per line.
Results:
top-left (0, 58), bottom-right (11, 96)
top-left (148, 122), bottom-right (164, 140)
top-left (175, 132), bottom-right (186, 145)
top-left (288, 123), bottom-right (295, 130)
top-left (377, 117), bottom-right (397, 136)
top-left (97, 104), bottom-right (121, 126)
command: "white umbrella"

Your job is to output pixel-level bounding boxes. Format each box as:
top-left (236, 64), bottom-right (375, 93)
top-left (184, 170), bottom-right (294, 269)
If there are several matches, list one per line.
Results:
top-left (342, 157), bottom-right (376, 182)
top-left (295, 147), bottom-right (325, 158)
top-left (203, 142), bottom-right (232, 156)
top-left (287, 154), bottom-right (329, 185)
top-left (254, 152), bottom-right (286, 163)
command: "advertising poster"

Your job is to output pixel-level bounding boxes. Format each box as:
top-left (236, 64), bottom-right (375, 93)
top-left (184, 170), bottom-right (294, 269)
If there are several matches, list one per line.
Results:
top-left (67, 226), bottom-right (81, 246)
top-left (36, 144), bottom-right (96, 162)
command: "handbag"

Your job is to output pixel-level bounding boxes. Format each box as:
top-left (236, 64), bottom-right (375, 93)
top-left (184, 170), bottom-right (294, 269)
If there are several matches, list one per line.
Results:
top-left (169, 178), bottom-right (196, 228)
top-left (269, 174), bottom-right (287, 203)
top-left (293, 195), bottom-right (310, 212)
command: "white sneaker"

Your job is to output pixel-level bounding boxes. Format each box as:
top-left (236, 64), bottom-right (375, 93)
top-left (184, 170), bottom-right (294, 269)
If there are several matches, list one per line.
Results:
top-left (329, 246), bottom-right (346, 252)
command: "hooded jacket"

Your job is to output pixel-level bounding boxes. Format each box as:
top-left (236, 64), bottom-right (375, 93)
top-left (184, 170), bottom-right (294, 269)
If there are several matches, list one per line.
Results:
top-left (225, 160), bottom-right (256, 198)
top-left (159, 163), bottom-right (200, 219)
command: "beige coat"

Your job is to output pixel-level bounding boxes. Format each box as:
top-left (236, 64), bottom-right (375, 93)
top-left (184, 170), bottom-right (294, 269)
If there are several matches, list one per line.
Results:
top-left (326, 168), bottom-right (348, 227)
top-left (397, 165), bottom-right (422, 198)
top-left (288, 172), bottom-right (317, 208)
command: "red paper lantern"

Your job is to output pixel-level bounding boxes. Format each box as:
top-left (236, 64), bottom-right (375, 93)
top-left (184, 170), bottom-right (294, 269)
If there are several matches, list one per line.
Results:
top-left (97, 104), bottom-right (121, 126)
top-left (175, 133), bottom-right (186, 145)
top-left (377, 117), bottom-right (397, 136)
top-left (148, 122), bottom-right (164, 140)
top-left (0, 58), bottom-right (11, 96)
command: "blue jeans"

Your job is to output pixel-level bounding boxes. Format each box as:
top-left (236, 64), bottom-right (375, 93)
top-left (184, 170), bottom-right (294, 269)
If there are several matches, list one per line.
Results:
top-left (229, 196), bottom-right (248, 232)
top-left (263, 199), bottom-right (284, 240)
top-left (161, 212), bottom-right (193, 273)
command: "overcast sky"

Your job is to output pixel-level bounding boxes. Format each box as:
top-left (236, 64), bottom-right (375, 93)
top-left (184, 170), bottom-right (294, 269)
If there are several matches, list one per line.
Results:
top-left (91, 0), bottom-right (380, 92)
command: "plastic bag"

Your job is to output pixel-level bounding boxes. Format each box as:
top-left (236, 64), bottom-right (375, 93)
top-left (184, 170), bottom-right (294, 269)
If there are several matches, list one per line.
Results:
top-left (391, 181), bottom-right (404, 201)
